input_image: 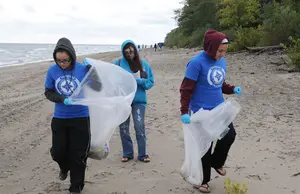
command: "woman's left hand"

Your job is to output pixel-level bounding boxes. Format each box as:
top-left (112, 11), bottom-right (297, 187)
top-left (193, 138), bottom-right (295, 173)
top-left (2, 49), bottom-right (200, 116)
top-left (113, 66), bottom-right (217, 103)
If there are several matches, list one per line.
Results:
top-left (83, 58), bottom-right (90, 66)
top-left (233, 87), bottom-right (242, 95)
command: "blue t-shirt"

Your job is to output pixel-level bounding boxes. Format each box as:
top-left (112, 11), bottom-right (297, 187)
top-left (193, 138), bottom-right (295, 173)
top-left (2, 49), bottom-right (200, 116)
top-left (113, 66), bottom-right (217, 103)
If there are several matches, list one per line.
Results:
top-left (185, 51), bottom-right (226, 112)
top-left (44, 62), bottom-right (89, 118)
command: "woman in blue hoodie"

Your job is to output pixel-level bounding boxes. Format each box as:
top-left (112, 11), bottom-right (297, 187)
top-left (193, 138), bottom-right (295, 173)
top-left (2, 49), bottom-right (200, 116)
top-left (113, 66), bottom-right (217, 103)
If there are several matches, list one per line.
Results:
top-left (44, 37), bottom-right (101, 194)
top-left (113, 40), bottom-right (154, 163)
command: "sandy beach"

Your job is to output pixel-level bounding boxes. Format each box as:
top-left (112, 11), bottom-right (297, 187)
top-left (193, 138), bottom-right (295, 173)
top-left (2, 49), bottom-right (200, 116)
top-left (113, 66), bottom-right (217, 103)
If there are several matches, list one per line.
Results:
top-left (0, 48), bottom-right (299, 194)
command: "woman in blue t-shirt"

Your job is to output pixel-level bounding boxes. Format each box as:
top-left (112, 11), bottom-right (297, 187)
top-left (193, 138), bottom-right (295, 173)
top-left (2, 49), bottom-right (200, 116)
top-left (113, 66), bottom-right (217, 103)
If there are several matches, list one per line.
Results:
top-left (113, 40), bottom-right (154, 163)
top-left (179, 30), bottom-right (242, 193)
top-left (44, 37), bottom-right (101, 194)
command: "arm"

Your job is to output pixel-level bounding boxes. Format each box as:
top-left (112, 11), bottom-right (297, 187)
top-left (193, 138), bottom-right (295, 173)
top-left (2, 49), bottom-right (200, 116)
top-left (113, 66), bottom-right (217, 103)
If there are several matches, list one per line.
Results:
top-left (85, 64), bottom-right (102, 92)
top-left (44, 68), bottom-right (66, 103)
top-left (221, 59), bottom-right (235, 94)
top-left (113, 59), bottom-right (119, 65)
top-left (83, 60), bottom-right (102, 92)
top-left (180, 59), bottom-right (201, 115)
top-left (140, 60), bottom-right (154, 90)
top-left (180, 78), bottom-right (197, 115)
top-left (222, 81), bottom-right (235, 94)
top-left (44, 88), bottom-right (66, 103)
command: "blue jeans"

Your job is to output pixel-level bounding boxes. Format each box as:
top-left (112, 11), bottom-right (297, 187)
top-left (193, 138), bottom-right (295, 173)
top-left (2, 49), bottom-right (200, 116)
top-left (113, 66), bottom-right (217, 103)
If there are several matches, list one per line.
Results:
top-left (119, 104), bottom-right (148, 161)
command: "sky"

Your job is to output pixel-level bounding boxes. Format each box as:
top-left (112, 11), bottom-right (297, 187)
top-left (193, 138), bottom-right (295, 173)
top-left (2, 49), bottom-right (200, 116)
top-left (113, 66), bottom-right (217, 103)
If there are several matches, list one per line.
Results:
top-left (0, 0), bottom-right (183, 45)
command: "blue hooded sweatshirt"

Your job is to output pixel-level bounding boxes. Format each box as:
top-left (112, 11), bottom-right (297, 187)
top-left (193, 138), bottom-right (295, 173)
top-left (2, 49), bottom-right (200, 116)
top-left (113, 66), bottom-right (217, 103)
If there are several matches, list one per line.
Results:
top-left (113, 40), bottom-right (154, 106)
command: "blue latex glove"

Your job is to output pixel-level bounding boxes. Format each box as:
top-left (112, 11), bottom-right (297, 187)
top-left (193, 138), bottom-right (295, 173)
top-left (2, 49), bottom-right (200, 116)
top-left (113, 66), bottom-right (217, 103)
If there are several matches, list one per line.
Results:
top-left (136, 78), bottom-right (145, 85)
top-left (63, 98), bottom-right (73, 105)
top-left (181, 114), bottom-right (191, 124)
top-left (83, 58), bottom-right (90, 67)
top-left (233, 87), bottom-right (242, 95)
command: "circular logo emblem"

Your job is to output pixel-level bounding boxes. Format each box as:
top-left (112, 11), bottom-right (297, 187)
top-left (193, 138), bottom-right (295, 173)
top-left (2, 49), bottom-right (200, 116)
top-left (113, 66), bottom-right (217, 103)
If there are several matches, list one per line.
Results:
top-left (55, 75), bottom-right (80, 96)
top-left (207, 66), bottom-right (225, 87)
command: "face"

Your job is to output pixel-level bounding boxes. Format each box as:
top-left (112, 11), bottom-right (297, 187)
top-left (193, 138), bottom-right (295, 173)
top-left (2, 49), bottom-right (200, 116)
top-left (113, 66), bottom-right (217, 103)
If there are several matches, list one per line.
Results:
top-left (56, 51), bottom-right (71, 69)
top-left (124, 46), bottom-right (136, 60)
top-left (215, 44), bottom-right (228, 60)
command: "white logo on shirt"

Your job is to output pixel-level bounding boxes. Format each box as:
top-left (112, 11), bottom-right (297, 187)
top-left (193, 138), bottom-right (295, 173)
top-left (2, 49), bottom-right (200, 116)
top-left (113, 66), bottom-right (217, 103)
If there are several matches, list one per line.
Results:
top-left (207, 66), bottom-right (225, 87)
top-left (55, 75), bottom-right (80, 96)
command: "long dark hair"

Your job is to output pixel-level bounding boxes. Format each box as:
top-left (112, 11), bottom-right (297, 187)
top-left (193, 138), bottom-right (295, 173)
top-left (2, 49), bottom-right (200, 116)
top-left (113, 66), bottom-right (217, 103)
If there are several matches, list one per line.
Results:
top-left (123, 43), bottom-right (144, 73)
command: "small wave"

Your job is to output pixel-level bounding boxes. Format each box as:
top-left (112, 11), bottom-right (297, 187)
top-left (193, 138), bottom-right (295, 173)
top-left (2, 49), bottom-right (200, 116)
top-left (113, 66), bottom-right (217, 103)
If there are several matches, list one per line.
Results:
top-left (0, 58), bottom-right (53, 69)
top-left (33, 47), bottom-right (48, 51)
top-left (0, 43), bottom-right (120, 68)
top-left (0, 49), bottom-right (11, 54)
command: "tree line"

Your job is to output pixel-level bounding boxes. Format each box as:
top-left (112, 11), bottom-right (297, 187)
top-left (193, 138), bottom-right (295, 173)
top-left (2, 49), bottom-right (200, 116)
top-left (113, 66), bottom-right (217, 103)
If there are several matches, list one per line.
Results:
top-left (164, 0), bottom-right (300, 69)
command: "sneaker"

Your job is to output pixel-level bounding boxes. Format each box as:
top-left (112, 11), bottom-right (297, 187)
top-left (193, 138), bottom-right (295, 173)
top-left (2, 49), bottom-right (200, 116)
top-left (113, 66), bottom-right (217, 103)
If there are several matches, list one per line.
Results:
top-left (59, 170), bottom-right (68, 181)
top-left (70, 192), bottom-right (81, 194)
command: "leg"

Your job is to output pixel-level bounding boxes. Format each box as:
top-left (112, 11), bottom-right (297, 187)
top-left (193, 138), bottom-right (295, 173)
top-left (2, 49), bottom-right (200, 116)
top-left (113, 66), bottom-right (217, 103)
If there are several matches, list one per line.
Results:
top-left (131, 104), bottom-right (149, 162)
top-left (212, 123), bottom-right (236, 174)
top-left (50, 117), bottom-right (69, 179)
top-left (119, 116), bottom-right (134, 160)
top-left (196, 144), bottom-right (213, 193)
top-left (68, 117), bottom-right (91, 193)
top-left (201, 143), bottom-right (213, 185)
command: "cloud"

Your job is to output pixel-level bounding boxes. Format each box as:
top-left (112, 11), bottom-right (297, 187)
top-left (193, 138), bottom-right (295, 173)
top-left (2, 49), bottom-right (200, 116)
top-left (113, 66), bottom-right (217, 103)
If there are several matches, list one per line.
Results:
top-left (0, 0), bottom-right (183, 44)
top-left (71, 5), bottom-right (78, 12)
top-left (23, 4), bottom-right (36, 13)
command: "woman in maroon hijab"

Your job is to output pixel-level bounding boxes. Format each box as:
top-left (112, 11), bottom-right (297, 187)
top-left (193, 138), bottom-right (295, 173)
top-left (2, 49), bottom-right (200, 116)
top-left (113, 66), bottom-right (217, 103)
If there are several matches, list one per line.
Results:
top-left (180, 30), bottom-right (242, 193)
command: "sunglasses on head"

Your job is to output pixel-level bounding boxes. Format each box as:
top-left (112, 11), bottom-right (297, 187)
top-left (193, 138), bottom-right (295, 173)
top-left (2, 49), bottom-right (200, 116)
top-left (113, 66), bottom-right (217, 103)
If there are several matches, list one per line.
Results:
top-left (56, 58), bottom-right (71, 64)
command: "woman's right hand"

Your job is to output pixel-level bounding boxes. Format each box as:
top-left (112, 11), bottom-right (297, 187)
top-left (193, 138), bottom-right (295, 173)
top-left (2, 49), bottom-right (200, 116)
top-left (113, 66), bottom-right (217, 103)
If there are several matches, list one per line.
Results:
top-left (181, 114), bottom-right (191, 124)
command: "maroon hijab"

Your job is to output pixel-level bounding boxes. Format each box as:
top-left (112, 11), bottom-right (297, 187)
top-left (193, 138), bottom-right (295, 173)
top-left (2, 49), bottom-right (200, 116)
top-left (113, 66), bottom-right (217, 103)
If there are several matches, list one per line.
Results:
top-left (203, 30), bottom-right (228, 58)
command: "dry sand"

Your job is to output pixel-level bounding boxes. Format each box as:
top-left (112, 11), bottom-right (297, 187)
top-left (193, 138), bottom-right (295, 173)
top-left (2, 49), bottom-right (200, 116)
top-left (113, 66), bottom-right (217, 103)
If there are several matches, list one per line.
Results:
top-left (0, 48), bottom-right (299, 194)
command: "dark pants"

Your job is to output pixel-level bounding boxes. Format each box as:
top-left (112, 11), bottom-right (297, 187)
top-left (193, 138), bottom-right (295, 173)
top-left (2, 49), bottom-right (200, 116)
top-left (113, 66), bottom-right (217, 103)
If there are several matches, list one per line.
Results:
top-left (201, 123), bottom-right (236, 185)
top-left (50, 117), bottom-right (90, 193)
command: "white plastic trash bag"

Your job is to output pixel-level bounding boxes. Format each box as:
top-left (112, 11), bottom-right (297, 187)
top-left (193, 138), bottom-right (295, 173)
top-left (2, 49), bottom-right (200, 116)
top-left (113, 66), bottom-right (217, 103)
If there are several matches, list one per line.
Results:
top-left (69, 58), bottom-right (137, 160)
top-left (180, 98), bottom-right (241, 187)
top-left (180, 120), bottom-right (211, 186)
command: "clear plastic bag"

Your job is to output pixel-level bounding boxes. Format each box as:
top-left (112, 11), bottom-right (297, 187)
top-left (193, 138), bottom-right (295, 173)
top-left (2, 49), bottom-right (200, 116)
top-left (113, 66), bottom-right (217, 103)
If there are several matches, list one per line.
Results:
top-left (180, 120), bottom-right (211, 186)
top-left (69, 58), bottom-right (137, 160)
top-left (180, 98), bottom-right (241, 187)
top-left (192, 97), bottom-right (242, 141)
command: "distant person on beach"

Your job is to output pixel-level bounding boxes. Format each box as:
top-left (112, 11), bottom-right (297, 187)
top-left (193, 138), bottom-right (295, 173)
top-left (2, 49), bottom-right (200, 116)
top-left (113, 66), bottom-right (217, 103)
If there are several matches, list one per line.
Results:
top-left (157, 42), bottom-right (163, 51)
top-left (44, 37), bottom-right (101, 194)
top-left (179, 30), bottom-right (242, 193)
top-left (113, 39), bottom-right (154, 163)
top-left (154, 43), bottom-right (157, 51)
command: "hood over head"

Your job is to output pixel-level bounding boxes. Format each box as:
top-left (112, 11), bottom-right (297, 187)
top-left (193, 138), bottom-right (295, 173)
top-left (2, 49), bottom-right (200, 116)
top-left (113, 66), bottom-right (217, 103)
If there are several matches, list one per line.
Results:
top-left (203, 30), bottom-right (228, 58)
top-left (121, 39), bottom-right (139, 57)
top-left (53, 37), bottom-right (77, 69)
